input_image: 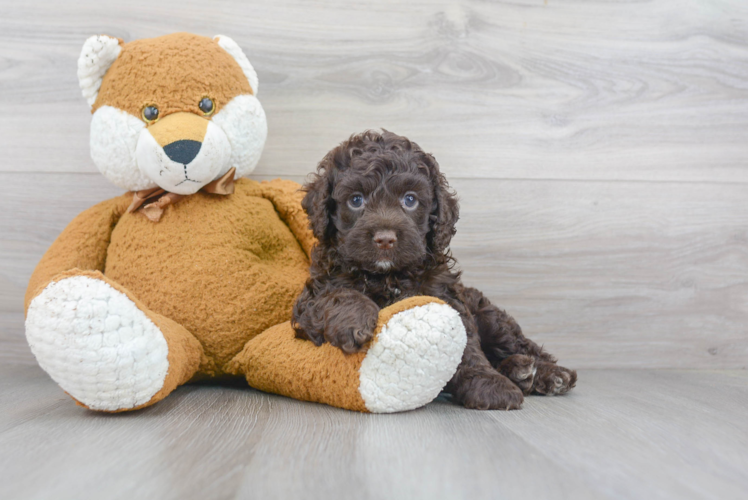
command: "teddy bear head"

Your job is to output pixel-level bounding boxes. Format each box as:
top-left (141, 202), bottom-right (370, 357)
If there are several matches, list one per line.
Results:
top-left (78, 32), bottom-right (267, 195)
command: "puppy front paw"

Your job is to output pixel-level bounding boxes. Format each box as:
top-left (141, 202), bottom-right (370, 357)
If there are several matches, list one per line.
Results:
top-left (498, 354), bottom-right (536, 395)
top-left (454, 373), bottom-right (524, 410)
top-left (325, 299), bottom-right (379, 354)
top-left (327, 322), bottom-right (376, 354)
top-left (533, 362), bottom-right (577, 395)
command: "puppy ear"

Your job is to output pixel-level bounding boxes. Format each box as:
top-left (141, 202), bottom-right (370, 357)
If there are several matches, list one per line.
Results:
top-left (78, 35), bottom-right (123, 109)
top-left (428, 168), bottom-right (460, 255)
top-left (302, 150), bottom-right (340, 244)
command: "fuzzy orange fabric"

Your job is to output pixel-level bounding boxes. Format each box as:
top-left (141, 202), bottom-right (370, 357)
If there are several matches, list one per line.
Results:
top-left (93, 33), bottom-right (252, 119)
top-left (105, 179), bottom-right (311, 373)
top-left (148, 111), bottom-right (209, 146)
top-left (25, 179), bottom-right (312, 375)
top-left (230, 296), bottom-right (447, 412)
top-left (24, 194), bottom-right (132, 310)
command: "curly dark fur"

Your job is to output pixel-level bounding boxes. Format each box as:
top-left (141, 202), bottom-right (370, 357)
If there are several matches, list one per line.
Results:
top-left (293, 130), bottom-right (577, 410)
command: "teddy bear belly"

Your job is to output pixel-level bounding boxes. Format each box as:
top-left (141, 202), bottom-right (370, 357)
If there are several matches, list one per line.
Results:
top-left (102, 193), bottom-right (310, 374)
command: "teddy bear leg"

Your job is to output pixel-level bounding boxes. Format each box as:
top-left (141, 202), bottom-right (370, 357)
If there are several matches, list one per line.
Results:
top-left (227, 296), bottom-right (467, 413)
top-left (25, 270), bottom-right (204, 412)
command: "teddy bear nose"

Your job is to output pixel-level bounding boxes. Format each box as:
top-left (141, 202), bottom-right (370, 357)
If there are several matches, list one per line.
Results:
top-left (373, 230), bottom-right (397, 250)
top-left (163, 140), bottom-right (202, 165)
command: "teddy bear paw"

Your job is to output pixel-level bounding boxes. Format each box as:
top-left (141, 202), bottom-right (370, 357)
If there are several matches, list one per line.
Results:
top-left (358, 302), bottom-right (467, 413)
top-left (25, 275), bottom-right (169, 411)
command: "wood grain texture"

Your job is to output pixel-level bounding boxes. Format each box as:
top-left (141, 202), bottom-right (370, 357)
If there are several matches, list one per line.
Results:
top-left (453, 177), bottom-right (748, 369)
top-left (1, 0), bottom-right (748, 370)
top-left (2, 173), bottom-right (746, 369)
top-left (2, 2), bottom-right (747, 498)
top-left (1, 0), bottom-right (748, 182)
top-left (0, 364), bottom-right (746, 500)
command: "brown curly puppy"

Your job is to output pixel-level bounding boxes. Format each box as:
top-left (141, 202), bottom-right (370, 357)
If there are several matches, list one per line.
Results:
top-left (293, 130), bottom-right (576, 410)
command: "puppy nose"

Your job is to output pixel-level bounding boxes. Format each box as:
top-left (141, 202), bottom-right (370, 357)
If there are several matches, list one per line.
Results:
top-left (373, 230), bottom-right (397, 250)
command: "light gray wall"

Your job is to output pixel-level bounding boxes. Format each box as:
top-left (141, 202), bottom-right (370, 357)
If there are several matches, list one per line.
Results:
top-left (1, 0), bottom-right (747, 368)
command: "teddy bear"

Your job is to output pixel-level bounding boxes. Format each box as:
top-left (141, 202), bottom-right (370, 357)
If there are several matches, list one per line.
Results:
top-left (23, 32), bottom-right (467, 413)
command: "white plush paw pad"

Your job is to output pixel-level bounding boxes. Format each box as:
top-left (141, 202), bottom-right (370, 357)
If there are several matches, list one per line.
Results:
top-left (358, 303), bottom-right (467, 413)
top-left (25, 276), bottom-right (169, 411)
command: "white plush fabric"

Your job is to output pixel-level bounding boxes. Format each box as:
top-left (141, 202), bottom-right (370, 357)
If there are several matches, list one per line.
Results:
top-left (90, 105), bottom-right (156, 191)
top-left (78, 35), bottom-right (121, 108)
top-left (25, 276), bottom-right (169, 411)
top-left (214, 35), bottom-right (259, 95)
top-left (136, 120), bottom-right (232, 195)
top-left (358, 303), bottom-right (467, 413)
top-left (211, 95), bottom-right (267, 178)
top-left (90, 96), bottom-right (265, 192)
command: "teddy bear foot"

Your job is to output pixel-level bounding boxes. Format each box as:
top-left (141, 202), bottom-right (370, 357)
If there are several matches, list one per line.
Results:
top-left (357, 300), bottom-right (467, 412)
top-left (26, 273), bottom-right (175, 411)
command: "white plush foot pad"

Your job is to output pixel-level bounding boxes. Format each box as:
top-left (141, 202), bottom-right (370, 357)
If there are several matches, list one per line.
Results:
top-left (358, 302), bottom-right (467, 413)
top-left (26, 276), bottom-right (169, 411)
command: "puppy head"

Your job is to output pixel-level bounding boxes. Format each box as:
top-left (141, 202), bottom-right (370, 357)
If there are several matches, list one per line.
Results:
top-left (303, 130), bottom-right (459, 273)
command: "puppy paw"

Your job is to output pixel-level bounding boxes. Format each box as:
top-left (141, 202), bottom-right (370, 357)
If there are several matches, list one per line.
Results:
top-left (456, 373), bottom-right (524, 410)
top-left (533, 363), bottom-right (577, 396)
top-left (498, 354), bottom-right (536, 395)
top-left (328, 323), bottom-right (376, 354)
top-left (325, 300), bottom-right (379, 354)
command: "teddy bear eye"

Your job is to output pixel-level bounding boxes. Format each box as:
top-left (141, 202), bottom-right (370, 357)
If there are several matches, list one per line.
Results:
top-left (142, 105), bottom-right (159, 123)
top-left (199, 97), bottom-right (215, 115)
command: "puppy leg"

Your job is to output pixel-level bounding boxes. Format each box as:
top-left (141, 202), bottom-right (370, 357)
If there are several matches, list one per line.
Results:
top-left (445, 325), bottom-right (525, 410)
top-left (293, 287), bottom-right (380, 354)
top-left (462, 287), bottom-right (577, 396)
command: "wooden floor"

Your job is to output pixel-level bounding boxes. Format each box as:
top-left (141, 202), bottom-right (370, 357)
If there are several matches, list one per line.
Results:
top-left (0, 363), bottom-right (746, 500)
top-left (1, 1), bottom-right (747, 499)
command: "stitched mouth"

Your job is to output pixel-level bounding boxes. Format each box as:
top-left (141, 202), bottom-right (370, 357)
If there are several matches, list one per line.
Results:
top-left (174, 164), bottom-right (202, 186)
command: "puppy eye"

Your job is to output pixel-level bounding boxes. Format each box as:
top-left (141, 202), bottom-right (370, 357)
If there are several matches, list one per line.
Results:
top-left (199, 97), bottom-right (215, 115)
top-left (348, 193), bottom-right (365, 209)
top-left (142, 105), bottom-right (159, 123)
top-left (402, 192), bottom-right (418, 209)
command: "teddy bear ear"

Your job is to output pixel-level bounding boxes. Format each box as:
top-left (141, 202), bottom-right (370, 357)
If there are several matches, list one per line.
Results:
top-left (77, 35), bottom-right (123, 109)
top-left (213, 35), bottom-right (259, 96)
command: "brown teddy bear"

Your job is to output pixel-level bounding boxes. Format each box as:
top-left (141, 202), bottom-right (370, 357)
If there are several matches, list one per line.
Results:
top-left (23, 33), bottom-right (466, 413)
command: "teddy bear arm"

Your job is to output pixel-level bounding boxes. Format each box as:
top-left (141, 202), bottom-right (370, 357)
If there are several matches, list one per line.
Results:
top-left (258, 179), bottom-right (316, 259)
top-left (228, 296), bottom-right (467, 413)
top-left (24, 194), bottom-right (131, 313)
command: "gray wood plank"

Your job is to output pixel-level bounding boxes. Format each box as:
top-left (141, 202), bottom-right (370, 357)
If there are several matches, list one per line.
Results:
top-left (1, 0), bottom-right (748, 182)
top-left (490, 370), bottom-right (748, 500)
top-left (453, 178), bottom-right (748, 370)
top-left (0, 312), bottom-right (33, 366)
top-left (2, 173), bottom-right (746, 369)
top-left (0, 365), bottom-right (603, 500)
top-left (0, 363), bottom-right (68, 435)
top-left (0, 365), bottom-right (746, 500)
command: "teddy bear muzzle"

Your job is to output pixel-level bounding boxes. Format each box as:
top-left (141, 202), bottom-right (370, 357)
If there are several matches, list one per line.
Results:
top-left (135, 111), bottom-right (232, 195)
